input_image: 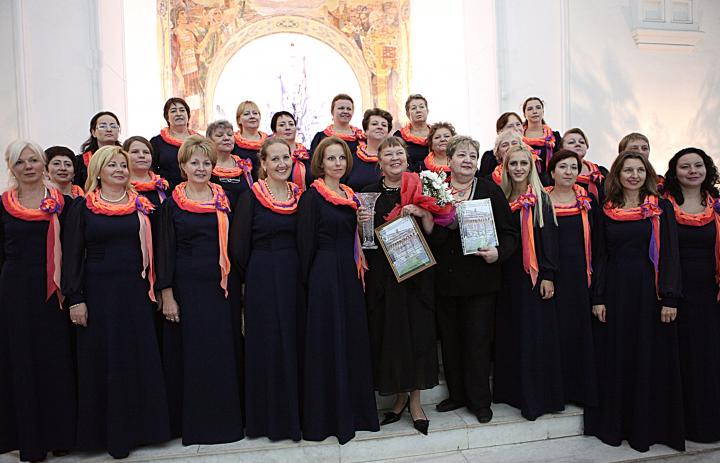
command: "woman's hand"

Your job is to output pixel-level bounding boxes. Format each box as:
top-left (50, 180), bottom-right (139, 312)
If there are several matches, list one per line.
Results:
top-left (403, 205), bottom-right (434, 234)
top-left (661, 306), bottom-right (677, 323)
top-left (69, 303), bottom-right (88, 327)
top-left (162, 288), bottom-right (180, 323)
top-left (539, 280), bottom-right (554, 300)
top-left (592, 304), bottom-right (606, 323)
top-left (474, 246), bottom-right (498, 263)
top-left (357, 205), bottom-right (373, 224)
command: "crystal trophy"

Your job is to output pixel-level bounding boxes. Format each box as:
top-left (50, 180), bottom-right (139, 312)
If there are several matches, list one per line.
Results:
top-left (356, 192), bottom-right (381, 249)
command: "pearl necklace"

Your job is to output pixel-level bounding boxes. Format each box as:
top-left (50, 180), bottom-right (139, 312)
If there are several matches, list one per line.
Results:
top-left (99, 189), bottom-right (128, 203)
top-left (264, 180), bottom-right (291, 201)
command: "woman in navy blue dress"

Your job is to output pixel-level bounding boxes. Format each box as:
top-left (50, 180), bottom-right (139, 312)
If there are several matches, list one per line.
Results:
top-left (297, 136), bottom-right (379, 444)
top-left (62, 146), bottom-right (170, 459)
top-left (76, 111), bottom-right (122, 188)
top-left (493, 145), bottom-right (565, 421)
top-left (309, 93), bottom-right (364, 159)
top-left (545, 149), bottom-right (599, 408)
top-left (124, 136), bottom-right (169, 209)
top-left (0, 141), bottom-right (76, 463)
top-left (664, 147), bottom-right (720, 443)
top-left (157, 135), bottom-right (244, 445)
top-left (232, 100), bottom-right (267, 179)
top-left (521, 97), bottom-right (560, 181)
top-left (584, 151), bottom-right (684, 452)
top-left (150, 97), bottom-right (198, 190)
top-left (207, 119), bottom-right (253, 206)
top-left (393, 94), bottom-right (430, 170)
top-left (231, 137), bottom-right (303, 441)
top-left (46, 145), bottom-right (84, 198)
top-left (345, 108), bottom-right (391, 192)
top-left (271, 111), bottom-right (310, 191)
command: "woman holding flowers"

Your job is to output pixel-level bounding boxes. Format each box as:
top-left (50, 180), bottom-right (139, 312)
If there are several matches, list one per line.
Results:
top-left (493, 144), bottom-right (564, 421)
top-left (431, 136), bottom-right (518, 424)
top-left (62, 145), bottom-right (170, 459)
top-left (0, 140), bottom-right (76, 462)
top-left (358, 136), bottom-right (441, 435)
top-left (297, 136), bottom-right (379, 444)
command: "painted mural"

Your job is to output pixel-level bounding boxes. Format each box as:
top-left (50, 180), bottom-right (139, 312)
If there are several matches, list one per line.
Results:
top-left (156, 0), bottom-right (411, 132)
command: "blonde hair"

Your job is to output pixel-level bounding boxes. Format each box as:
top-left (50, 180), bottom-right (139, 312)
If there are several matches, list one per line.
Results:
top-left (235, 101), bottom-right (260, 133)
top-left (178, 135), bottom-right (217, 180)
top-left (493, 130), bottom-right (524, 160)
top-left (85, 145), bottom-right (132, 193)
top-left (4, 139), bottom-right (50, 190)
top-left (500, 145), bottom-right (555, 227)
top-left (258, 137), bottom-right (292, 180)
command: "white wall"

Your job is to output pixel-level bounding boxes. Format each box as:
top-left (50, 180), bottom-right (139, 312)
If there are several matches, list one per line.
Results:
top-left (0, 0), bottom-right (20, 187)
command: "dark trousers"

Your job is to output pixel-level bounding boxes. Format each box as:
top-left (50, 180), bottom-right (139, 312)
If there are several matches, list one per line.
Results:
top-left (436, 293), bottom-right (496, 411)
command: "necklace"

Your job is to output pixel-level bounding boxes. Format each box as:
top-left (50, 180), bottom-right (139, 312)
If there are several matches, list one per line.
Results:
top-left (263, 180), bottom-right (291, 201)
top-left (381, 178), bottom-right (400, 192)
top-left (99, 189), bottom-right (127, 203)
top-left (451, 179), bottom-right (474, 195)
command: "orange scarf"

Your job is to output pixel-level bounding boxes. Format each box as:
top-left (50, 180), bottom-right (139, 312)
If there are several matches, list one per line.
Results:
top-left (667, 194), bottom-right (720, 299)
top-left (399, 123), bottom-right (429, 146)
top-left (252, 180), bottom-right (301, 214)
top-left (491, 165), bottom-right (503, 186)
top-left (291, 143), bottom-right (309, 191)
top-left (82, 150), bottom-right (93, 167)
top-left (131, 172), bottom-right (169, 203)
top-left (546, 184), bottom-right (593, 286)
top-left (70, 184), bottom-right (85, 198)
top-left (85, 190), bottom-right (156, 301)
top-left (160, 127), bottom-right (197, 147)
top-left (233, 130), bottom-right (268, 151)
top-left (509, 185), bottom-right (540, 287)
top-left (356, 142), bottom-right (379, 163)
top-left (322, 124), bottom-right (365, 142)
top-left (523, 125), bottom-right (556, 169)
top-left (2, 188), bottom-right (64, 303)
top-left (576, 160), bottom-right (604, 200)
top-left (604, 195), bottom-right (662, 297)
top-left (311, 178), bottom-right (368, 286)
top-left (172, 182), bottom-right (231, 297)
top-left (212, 155), bottom-right (253, 187)
top-left (423, 152), bottom-right (451, 173)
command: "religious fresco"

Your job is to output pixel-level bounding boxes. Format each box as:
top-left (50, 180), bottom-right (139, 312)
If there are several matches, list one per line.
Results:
top-left (157, 0), bottom-right (411, 131)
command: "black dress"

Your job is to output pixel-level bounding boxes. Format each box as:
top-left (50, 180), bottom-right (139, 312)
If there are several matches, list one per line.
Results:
top-left (584, 199), bottom-right (684, 452)
top-left (393, 128), bottom-right (429, 171)
top-left (523, 130), bottom-right (561, 175)
top-left (478, 150), bottom-right (498, 178)
top-left (676, 214), bottom-right (720, 442)
top-left (150, 133), bottom-right (185, 190)
top-left (231, 190), bottom-right (302, 441)
top-left (0, 199), bottom-right (76, 462)
top-left (74, 151), bottom-right (92, 188)
top-left (345, 147), bottom-right (381, 192)
top-left (231, 134), bottom-right (262, 181)
top-left (156, 197), bottom-right (244, 445)
top-left (553, 198), bottom-right (599, 407)
top-left (211, 165), bottom-right (252, 209)
top-left (296, 187), bottom-right (379, 444)
top-left (362, 181), bottom-right (438, 395)
top-left (575, 162), bottom-right (608, 205)
top-left (309, 130), bottom-right (361, 159)
top-left (493, 197), bottom-right (565, 420)
top-left (62, 198), bottom-right (170, 458)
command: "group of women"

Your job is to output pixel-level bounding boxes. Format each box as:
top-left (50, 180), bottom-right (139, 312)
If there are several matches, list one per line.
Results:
top-left (1, 92), bottom-right (719, 462)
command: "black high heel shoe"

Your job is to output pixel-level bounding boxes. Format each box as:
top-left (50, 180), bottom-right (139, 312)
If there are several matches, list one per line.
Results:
top-left (411, 405), bottom-right (429, 435)
top-left (381, 395), bottom-right (409, 425)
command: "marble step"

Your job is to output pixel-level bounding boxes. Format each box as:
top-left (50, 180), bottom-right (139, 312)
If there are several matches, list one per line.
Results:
top-left (12, 404), bottom-right (582, 463)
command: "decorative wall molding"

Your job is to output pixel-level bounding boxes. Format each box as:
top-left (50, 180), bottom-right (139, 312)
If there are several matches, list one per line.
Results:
top-left (631, 0), bottom-right (703, 51)
top-left (632, 28), bottom-right (704, 50)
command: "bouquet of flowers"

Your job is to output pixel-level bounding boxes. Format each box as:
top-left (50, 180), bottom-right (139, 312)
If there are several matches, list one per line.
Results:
top-left (419, 170), bottom-right (454, 206)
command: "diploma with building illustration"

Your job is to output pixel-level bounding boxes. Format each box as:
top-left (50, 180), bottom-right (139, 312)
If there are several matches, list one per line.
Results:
top-left (375, 215), bottom-right (436, 283)
top-left (456, 198), bottom-right (499, 255)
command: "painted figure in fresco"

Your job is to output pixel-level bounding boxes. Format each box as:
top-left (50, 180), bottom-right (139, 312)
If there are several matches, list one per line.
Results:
top-left (171, 8), bottom-right (204, 127)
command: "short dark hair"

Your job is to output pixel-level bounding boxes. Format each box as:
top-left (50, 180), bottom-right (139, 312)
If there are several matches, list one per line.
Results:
top-left (163, 97), bottom-right (190, 126)
top-left (330, 94), bottom-right (354, 113)
top-left (664, 147), bottom-right (720, 205)
top-left (427, 122), bottom-right (456, 151)
top-left (270, 111), bottom-right (296, 132)
top-left (362, 108), bottom-right (393, 132)
top-left (547, 149), bottom-right (581, 174)
top-left (45, 145), bottom-right (76, 167)
top-left (562, 128), bottom-right (589, 149)
top-left (310, 136), bottom-right (353, 178)
top-left (404, 94), bottom-right (428, 113)
top-left (495, 112), bottom-right (522, 133)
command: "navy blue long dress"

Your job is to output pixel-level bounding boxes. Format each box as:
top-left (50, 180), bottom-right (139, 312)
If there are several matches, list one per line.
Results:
top-left (231, 189), bottom-right (302, 441)
top-left (156, 196), bottom-right (244, 445)
top-left (62, 197), bottom-right (170, 459)
top-left (211, 159), bottom-right (252, 208)
top-left (231, 134), bottom-right (262, 181)
top-left (296, 186), bottom-right (379, 444)
top-left (150, 132), bottom-right (185, 191)
top-left (309, 130), bottom-right (361, 159)
top-left (674, 206), bottom-right (720, 443)
top-left (584, 198), bottom-right (684, 452)
top-left (0, 197), bottom-right (76, 462)
top-left (493, 198), bottom-right (565, 420)
top-left (345, 145), bottom-right (381, 192)
top-left (552, 196), bottom-right (599, 407)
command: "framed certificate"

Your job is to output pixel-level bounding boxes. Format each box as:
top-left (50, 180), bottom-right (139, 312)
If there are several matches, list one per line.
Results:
top-left (375, 215), bottom-right (436, 283)
top-left (456, 198), bottom-right (499, 255)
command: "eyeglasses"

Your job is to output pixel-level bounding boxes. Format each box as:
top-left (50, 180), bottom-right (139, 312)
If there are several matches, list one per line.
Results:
top-left (97, 123), bottom-right (120, 130)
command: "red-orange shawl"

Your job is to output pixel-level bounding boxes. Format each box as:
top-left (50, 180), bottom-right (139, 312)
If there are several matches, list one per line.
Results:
top-left (509, 185), bottom-right (540, 286)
